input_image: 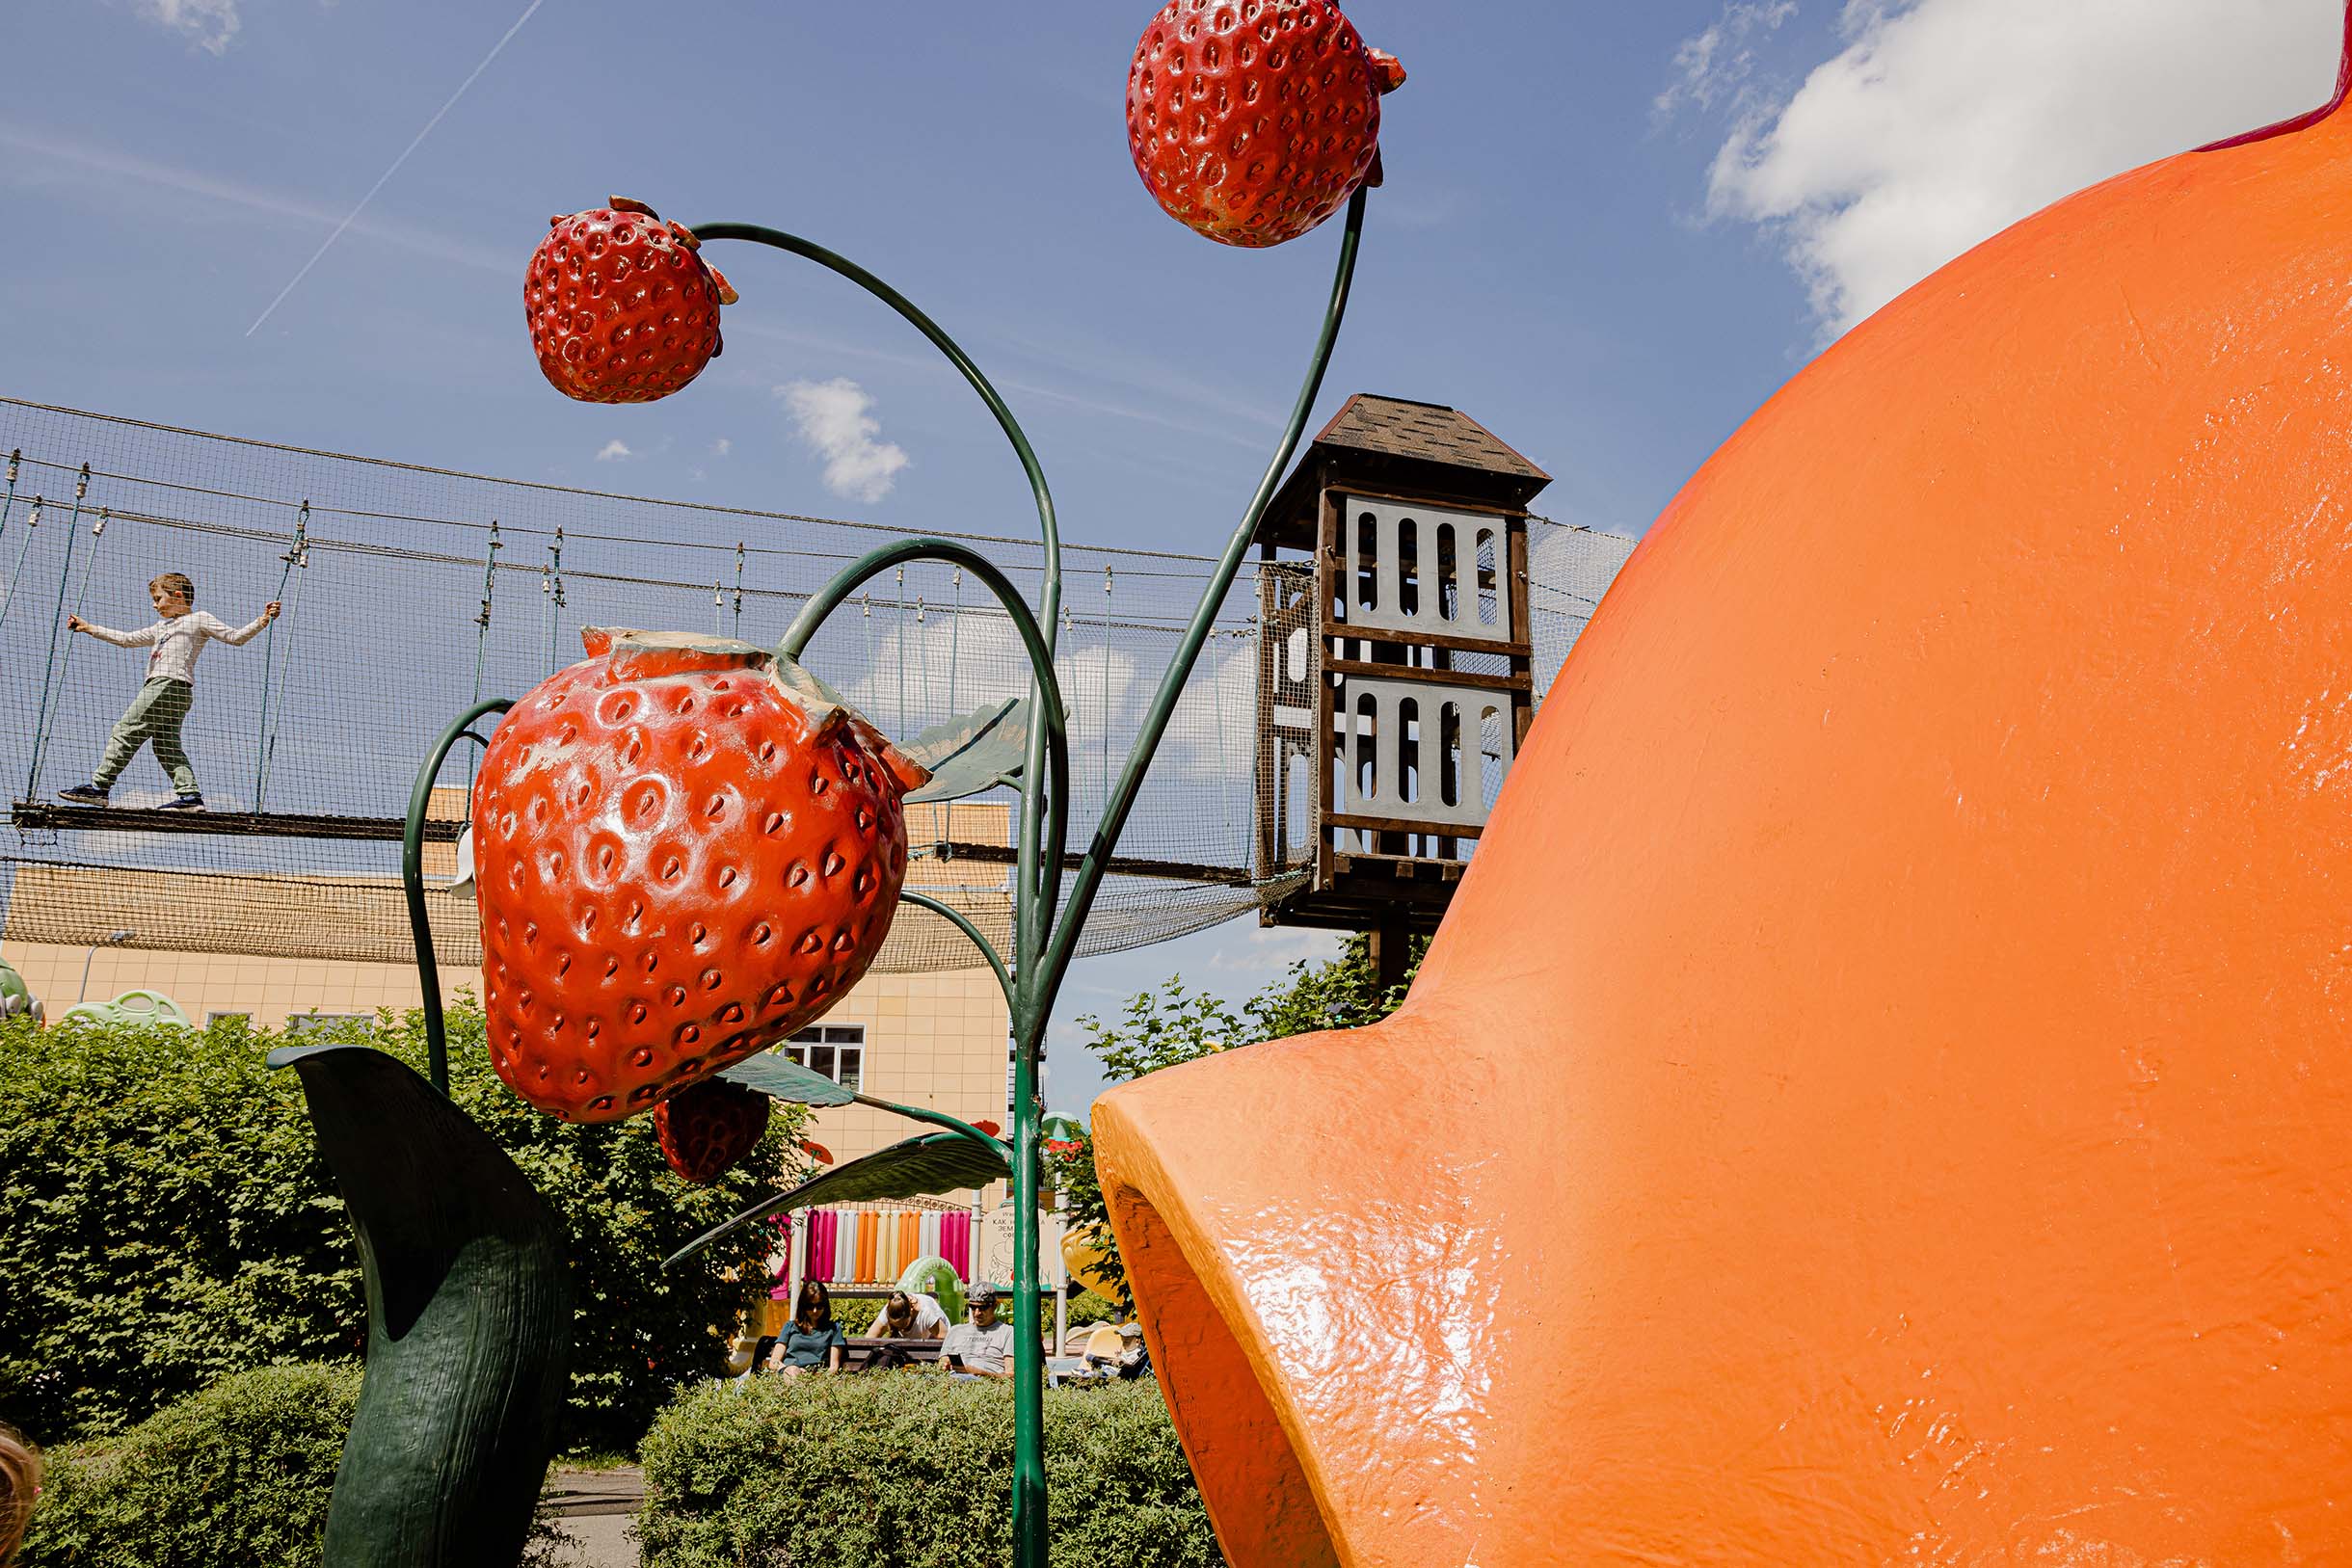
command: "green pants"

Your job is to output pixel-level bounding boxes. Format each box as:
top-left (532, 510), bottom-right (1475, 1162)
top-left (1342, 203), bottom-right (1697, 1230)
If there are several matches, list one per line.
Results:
top-left (95, 678), bottom-right (198, 795)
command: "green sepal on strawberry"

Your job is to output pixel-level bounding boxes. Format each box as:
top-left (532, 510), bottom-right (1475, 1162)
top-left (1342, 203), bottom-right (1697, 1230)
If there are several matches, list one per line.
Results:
top-left (525, 196), bottom-right (740, 404)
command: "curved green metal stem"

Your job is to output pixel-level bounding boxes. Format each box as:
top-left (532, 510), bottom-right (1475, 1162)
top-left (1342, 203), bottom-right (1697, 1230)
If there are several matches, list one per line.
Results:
top-left (403, 699), bottom-right (512, 1095)
top-left (778, 537), bottom-right (1070, 975)
top-left (898, 889), bottom-right (1015, 1011)
top-left (692, 223), bottom-right (1060, 639)
top-left (697, 224), bottom-right (1068, 988)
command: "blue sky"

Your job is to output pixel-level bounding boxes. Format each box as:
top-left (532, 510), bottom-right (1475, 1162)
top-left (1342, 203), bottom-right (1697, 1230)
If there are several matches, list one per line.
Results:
top-left (4, 0), bottom-right (2341, 1109)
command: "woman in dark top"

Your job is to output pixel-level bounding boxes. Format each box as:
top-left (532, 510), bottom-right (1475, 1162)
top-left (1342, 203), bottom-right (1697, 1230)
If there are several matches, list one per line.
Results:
top-left (779, 1281), bottom-right (846, 1373)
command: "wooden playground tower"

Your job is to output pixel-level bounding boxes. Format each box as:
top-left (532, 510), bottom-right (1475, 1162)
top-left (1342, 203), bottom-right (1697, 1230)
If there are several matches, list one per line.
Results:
top-left (1251, 393), bottom-right (1551, 990)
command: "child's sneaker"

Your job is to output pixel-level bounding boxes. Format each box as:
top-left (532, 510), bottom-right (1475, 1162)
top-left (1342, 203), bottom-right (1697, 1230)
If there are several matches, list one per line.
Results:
top-left (159, 794), bottom-right (205, 811)
top-left (57, 784), bottom-right (109, 805)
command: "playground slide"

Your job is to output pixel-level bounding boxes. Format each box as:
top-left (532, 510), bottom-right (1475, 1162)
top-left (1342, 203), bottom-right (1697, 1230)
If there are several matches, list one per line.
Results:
top-left (1096, 13), bottom-right (2352, 1566)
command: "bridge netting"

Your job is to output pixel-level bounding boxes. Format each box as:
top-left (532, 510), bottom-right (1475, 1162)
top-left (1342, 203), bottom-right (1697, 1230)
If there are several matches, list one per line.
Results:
top-left (0, 397), bottom-right (1635, 972)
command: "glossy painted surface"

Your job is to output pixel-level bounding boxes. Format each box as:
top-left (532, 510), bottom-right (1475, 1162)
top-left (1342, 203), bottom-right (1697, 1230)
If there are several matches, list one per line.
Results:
top-left (1125, 0), bottom-right (1395, 249)
top-left (1097, 17), bottom-right (2352, 1564)
top-left (525, 202), bottom-right (732, 403)
top-left (474, 628), bottom-right (918, 1125)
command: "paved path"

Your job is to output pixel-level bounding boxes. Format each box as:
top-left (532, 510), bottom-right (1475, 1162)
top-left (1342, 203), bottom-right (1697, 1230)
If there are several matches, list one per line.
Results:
top-left (544, 1467), bottom-right (644, 1568)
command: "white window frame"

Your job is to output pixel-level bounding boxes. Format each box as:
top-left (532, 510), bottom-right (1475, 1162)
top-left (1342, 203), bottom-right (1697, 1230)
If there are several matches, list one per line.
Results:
top-left (286, 1012), bottom-right (371, 1035)
top-left (785, 1023), bottom-right (866, 1093)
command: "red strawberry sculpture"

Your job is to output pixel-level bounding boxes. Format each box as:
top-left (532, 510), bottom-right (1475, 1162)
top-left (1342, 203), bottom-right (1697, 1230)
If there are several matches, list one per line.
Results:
top-left (525, 197), bottom-right (738, 403)
top-left (472, 627), bottom-right (925, 1156)
top-left (655, 1077), bottom-right (771, 1184)
top-left (1126, 0), bottom-right (1404, 248)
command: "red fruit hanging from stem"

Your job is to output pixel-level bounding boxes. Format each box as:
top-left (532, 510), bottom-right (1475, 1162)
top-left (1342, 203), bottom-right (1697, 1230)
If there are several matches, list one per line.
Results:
top-left (1126, 0), bottom-right (1404, 248)
top-left (525, 196), bottom-right (739, 404)
top-left (472, 627), bottom-right (925, 1125)
top-left (655, 1076), bottom-right (771, 1183)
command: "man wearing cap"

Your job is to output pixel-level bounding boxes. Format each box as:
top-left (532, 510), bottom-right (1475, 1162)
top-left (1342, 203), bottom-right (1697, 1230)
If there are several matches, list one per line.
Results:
top-left (937, 1284), bottom-right (1018, 1380)
top-left (1114, 1320), bottom-right (1154, 1382)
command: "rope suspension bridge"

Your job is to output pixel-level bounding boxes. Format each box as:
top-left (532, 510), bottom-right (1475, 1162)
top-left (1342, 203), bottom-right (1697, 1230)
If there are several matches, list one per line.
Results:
top-left (0, 397), bottom-right (1634, 974)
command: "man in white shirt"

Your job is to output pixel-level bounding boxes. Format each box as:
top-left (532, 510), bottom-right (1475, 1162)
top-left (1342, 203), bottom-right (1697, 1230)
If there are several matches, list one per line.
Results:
top-left (57, 571), bottom-right (278, 811)
top-left (937, 1283), bottom-right (1018, 1379)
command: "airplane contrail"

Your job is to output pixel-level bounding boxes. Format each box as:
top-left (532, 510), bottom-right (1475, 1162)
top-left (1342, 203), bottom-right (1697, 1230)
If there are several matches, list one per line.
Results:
top-left (245, 0), bottom-right (547, 336)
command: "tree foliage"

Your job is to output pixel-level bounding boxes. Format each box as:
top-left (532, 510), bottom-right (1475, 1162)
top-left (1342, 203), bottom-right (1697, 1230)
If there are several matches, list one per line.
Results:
top-left (1052, 935), bottom-right (1418, 1312)
top-left (0, 1004), bottom-right (809, 1449)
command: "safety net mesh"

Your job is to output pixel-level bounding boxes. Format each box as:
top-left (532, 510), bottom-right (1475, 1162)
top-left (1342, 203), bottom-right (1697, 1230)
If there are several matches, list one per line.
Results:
top-left (0, 397), bottom-right (1636, 972)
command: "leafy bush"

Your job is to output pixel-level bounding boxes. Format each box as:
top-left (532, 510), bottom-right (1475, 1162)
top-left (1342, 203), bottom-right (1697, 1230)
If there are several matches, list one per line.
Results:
top-left (0, 1005), bottom-right (808, 1448)
top-left (18, 1362), bottom-right (568, 1568)
top-left (19, 1362), bottom-right (357, 1568)
top-left (637, 1373), bottom-right (1220, 1567)
top-left (830, 1298), bottom-right (881, 1336)
top-left (1065, 1290), bottom-right (1116, 1328)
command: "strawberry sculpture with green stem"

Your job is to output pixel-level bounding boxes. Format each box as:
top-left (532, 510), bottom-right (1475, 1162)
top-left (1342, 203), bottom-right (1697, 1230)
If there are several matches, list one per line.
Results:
top-left (436, 12), bottom-right (1388, 1554)
top-left (469, 627), bottom-right (923, 1180)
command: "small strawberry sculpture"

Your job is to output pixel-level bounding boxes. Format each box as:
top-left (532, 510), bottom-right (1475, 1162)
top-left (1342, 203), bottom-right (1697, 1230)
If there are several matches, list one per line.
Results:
top-left (472, 627), bottom-right (925, 1128)
top-left (525, 196), bottom-right (739, 403)
top-left (1126, 0), bottom-right (1404, 248)
top-left (655, 1076), bottom-right (771, 1183)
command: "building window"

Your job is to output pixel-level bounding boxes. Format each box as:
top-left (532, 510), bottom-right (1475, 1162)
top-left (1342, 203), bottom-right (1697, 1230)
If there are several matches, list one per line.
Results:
top-left (785, 1023), bottom-right (865, 1092)
top-left (286, 1012), bottom-right (371, 1035)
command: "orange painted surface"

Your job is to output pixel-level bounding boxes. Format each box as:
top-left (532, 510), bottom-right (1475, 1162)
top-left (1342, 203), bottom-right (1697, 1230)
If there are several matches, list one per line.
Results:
top-left (1096, 16), bottom-right (2352, 1565)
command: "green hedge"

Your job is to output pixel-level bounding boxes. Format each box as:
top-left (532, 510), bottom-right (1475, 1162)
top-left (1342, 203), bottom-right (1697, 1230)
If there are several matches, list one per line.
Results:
top-left (20, 1362), bottom-right (356, 1568)
top-left (19, 1362), bottom-right (567, 1568)
top-left (0, 1008), bottom-right (807, 1448)
top-left (637, 1374), bottom-right (1221, 1567)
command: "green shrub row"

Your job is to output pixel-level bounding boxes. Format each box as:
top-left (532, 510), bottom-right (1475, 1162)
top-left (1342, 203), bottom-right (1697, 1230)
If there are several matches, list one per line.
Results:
top-left (19, 1362), bottom-right (567, 1568)
top-left (20, 1362), bottom-right (356, 1568)
top-left (0, 1008), bottom-right (807, 1448)
top-left (637, 1373), bottom-right (1221, 1567)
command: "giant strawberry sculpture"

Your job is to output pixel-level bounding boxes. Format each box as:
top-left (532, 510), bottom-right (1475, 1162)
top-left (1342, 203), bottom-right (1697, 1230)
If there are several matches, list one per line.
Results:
top-left (471, 628), bottom-right (922, 1146)
top-left (1126, 0), bottom-right (1404, 248)
top-left (525, 197), bottom-right (737, 402)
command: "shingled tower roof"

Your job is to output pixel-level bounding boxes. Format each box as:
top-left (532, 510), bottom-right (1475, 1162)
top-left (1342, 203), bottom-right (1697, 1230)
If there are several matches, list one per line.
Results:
top-left (1259, 394), bottom-right (1552, 550)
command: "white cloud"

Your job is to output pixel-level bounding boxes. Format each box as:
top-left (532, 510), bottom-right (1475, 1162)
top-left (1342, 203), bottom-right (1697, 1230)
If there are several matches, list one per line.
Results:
top-left (1685, 0), bottom-right (2342, 334)
top-left (1654, 1), bottom-right (1797, 119)
top-left (777, 378), bottom-right (910, 503)
top-left (138, 0), bottom-right (240, 54)
top-left (708, 437), bottom-right (732, 457)
top-left (594, 439), bottom-right (633, 463)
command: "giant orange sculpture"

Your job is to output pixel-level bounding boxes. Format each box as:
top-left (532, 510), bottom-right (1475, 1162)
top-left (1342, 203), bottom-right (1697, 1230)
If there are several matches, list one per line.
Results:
top-left (1095, 10), bottom-right (2352, 1564)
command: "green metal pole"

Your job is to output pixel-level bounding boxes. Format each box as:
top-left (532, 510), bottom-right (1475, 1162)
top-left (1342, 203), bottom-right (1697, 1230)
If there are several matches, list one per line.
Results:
top-left (0, 494), bottom-right (40, 635)
top-left (254, 502), bottom-right (307, 812)
top-left (465, 521), bottom-right (502, 804)
top-left (0, 450), bottom-right (19, 547)
top-left (403, 698), bottom-right (513, 1095)
top-left (1031, 188), bottom-right (1368, 1019)
top-left (24, 465), bottom-right (91, 799)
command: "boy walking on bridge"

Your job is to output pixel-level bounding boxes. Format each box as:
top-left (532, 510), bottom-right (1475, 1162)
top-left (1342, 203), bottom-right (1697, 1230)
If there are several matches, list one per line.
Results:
top-left (57, 572), bottom-right (279, 811)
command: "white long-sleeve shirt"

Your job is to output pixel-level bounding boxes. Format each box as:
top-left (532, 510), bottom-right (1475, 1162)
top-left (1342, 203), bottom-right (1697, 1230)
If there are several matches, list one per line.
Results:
top-left (80, 610), bottom-right (270, 684)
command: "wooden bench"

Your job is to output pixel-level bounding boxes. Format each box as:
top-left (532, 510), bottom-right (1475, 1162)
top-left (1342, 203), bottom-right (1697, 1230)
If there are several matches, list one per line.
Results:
top-left (841, 1337), bottom-right (948, 1370)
